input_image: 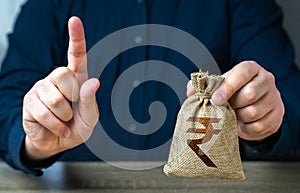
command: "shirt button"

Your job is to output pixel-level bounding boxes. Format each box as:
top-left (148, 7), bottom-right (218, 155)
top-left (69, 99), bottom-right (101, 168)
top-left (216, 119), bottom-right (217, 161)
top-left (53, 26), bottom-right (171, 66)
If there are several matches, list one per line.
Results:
top-left (134, 36), bottom-right (143, 44)
top-left (137, 0), bottom-right (144, 3)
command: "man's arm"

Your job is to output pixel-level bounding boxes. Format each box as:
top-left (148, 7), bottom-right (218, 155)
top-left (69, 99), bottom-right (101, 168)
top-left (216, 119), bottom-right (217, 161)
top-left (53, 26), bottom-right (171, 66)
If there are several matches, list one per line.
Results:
top-left (229, 0), bottom-right (300, 159)
top-left (186, 0), bottom-right (300, 159)
top-left (0, 0), bottom-right (72, 175)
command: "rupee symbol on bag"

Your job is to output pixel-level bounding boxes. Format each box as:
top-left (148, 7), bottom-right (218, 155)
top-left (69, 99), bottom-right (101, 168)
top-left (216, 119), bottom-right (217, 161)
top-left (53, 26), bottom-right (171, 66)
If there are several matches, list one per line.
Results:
top-left (186, 117), bottom-right (221, 167)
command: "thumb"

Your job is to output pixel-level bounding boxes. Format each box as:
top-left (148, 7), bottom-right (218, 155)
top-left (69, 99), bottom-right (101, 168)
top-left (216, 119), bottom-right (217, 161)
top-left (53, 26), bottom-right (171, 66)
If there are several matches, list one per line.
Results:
top-left (67, 16), bottom-right (88, 85)
top-left (211, 84), bottom-right (227, 106)
top-left (78, 78), bottom-right (100, 129)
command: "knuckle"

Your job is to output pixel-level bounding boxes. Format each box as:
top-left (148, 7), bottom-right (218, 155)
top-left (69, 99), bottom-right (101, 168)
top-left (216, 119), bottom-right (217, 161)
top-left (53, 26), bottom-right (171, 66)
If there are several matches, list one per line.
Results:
top-left (263, 71), bottom-right (276, 87)
top-left (49, 95), bottom-right (65, 107)
top-left (33, 80), bottom-right (46, 92)
top-left (39, 109), bottom-right (51, 120)
top-left (261, 69), bottom-right (275, 85)
top-left (51, 67), bottom-right (73, 82)
top-left (241, 61), bottom-right (256, 77)
top-left (247, 60), bottom-right (258, 66)
top-left (243, 86), bottom-right (257, 103)
top-left (242, 68), bottom-right (253, 81)
top-left (246, 106), bottom-right (259, 120)
top-left (34, 79), bottom-right (43, 87)
top-left (266, 71), bottom-right (275, 83)
top-left (252, 122), bottom-right (265, 135)
top-left (68, 49), bottom-right (85, 58)
top-left (23, 92), bottom-right (31, 103)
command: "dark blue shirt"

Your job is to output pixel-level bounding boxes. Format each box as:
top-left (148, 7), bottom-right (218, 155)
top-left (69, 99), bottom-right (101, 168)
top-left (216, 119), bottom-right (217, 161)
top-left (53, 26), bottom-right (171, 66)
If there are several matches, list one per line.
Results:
top-left (1, 0), bottom-right (300, 176)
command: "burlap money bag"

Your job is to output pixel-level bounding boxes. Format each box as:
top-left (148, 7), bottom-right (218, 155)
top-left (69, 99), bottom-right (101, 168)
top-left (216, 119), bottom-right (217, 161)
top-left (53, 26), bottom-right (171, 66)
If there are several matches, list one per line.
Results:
top-left (163, 71), bottom-right (245, 180)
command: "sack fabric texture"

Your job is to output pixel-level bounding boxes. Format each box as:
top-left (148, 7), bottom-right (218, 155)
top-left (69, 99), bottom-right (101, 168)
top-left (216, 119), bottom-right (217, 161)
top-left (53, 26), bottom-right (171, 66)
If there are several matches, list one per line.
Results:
top-left (163, 71), bottom-right (245, 180)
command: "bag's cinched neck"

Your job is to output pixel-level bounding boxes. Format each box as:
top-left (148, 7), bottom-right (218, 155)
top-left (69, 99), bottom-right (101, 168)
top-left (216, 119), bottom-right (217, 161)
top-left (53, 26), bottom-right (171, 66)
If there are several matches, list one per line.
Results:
top-left (191, 71), bottom-right (224, 97)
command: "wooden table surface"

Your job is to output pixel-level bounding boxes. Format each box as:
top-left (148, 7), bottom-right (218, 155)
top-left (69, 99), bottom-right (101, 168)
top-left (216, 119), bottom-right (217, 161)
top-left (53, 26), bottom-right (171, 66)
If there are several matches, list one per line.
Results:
top-left (0, 161), bottom-right (299, 193)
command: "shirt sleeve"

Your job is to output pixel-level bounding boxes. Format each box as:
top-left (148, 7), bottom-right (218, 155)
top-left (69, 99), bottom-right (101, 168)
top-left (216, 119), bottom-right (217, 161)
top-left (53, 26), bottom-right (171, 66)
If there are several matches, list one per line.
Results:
top-left (0, 0), bottom-right (70, 175)
top-left (229, 0), bottom-right (300, 159)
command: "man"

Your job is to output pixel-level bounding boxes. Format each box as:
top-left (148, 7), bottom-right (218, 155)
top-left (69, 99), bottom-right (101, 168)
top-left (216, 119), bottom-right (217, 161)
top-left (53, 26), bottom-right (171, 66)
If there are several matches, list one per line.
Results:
top-left (0, 0), bottom-right (299, 176)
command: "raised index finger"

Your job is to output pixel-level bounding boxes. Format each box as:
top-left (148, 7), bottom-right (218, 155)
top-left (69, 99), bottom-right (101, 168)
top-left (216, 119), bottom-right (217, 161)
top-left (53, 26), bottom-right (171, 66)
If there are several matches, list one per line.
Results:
top-left (67, 16), bottom-right (87, 85)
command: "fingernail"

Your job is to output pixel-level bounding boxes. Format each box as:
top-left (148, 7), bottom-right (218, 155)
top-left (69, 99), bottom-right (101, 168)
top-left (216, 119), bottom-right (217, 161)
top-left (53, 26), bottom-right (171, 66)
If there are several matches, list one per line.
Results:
top-left (64, 129), bottom-right (71, 138)
top-left (212, 92), bottom-right (225, 106)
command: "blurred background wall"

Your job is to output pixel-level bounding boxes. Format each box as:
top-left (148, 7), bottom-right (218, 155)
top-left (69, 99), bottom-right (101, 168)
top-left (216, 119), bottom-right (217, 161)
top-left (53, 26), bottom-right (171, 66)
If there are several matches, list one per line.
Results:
top-left (0, 0), bottom-right (27, 66)
top-left (277, 0), bottom-right (300, 68)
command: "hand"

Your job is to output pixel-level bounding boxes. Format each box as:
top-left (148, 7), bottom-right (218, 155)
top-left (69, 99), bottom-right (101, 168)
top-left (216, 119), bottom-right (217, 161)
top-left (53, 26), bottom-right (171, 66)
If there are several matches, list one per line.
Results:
top-left (22, 17), bottom-right (100, 161)
top-left (187, 61), bottom-right (285, 141)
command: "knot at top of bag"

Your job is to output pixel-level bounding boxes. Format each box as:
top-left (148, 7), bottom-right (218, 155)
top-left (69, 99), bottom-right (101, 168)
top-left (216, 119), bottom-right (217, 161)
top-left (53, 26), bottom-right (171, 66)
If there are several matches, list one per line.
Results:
top-left (191, 71), bottom-right (224, 97)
